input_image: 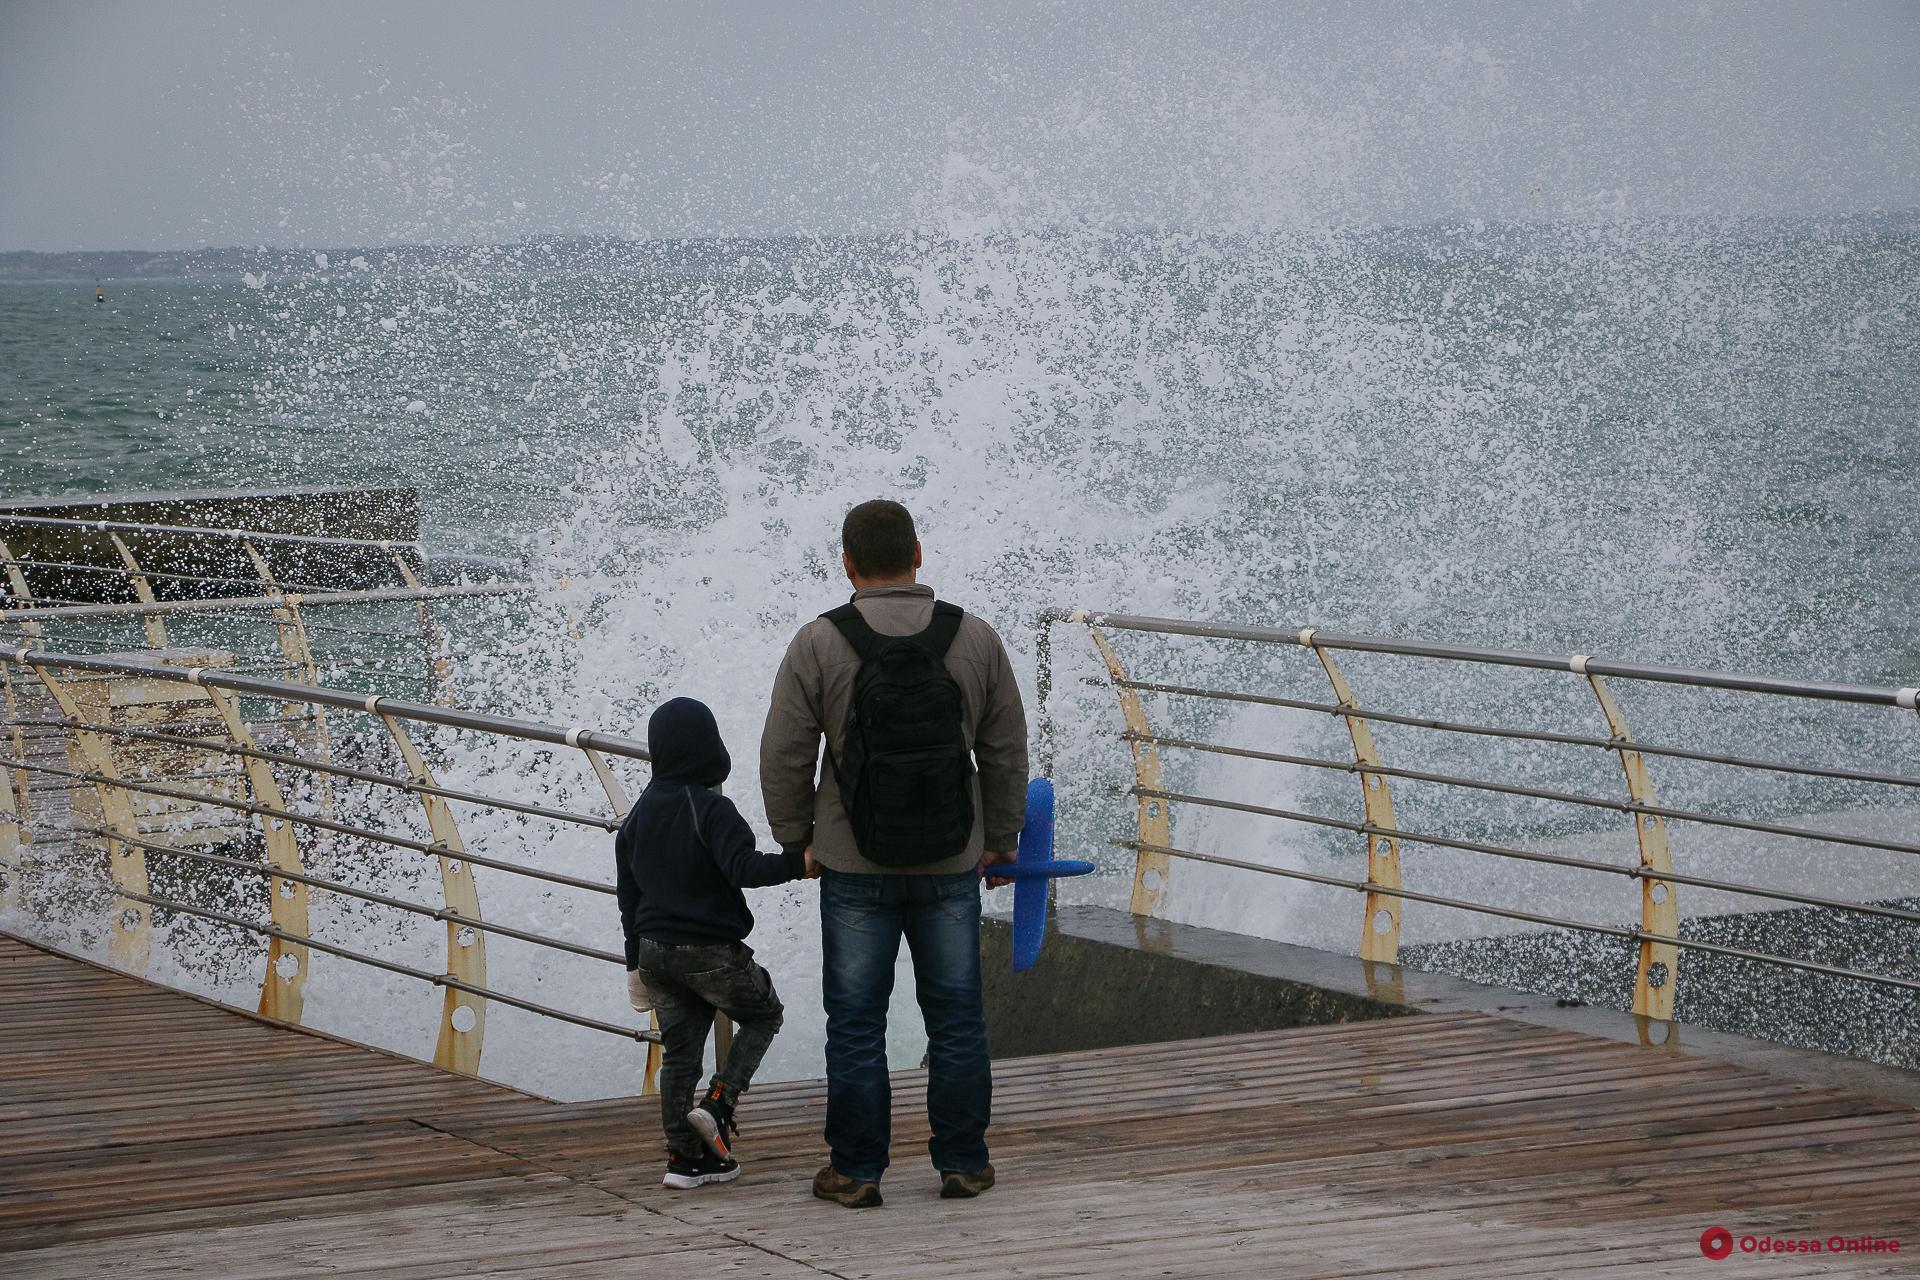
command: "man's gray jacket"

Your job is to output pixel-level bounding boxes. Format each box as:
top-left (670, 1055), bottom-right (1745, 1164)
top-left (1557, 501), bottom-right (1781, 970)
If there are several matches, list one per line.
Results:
top-left (759, 583), bottom-right (1029, 876)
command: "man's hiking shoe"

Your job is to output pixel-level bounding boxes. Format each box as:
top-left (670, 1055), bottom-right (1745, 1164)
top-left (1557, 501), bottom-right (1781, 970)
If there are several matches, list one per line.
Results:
top-left (812, 1165), bottom-right (883, 1208)
top-left (687, 1082), bottom-right (738, 1159)
top-left (940, 1165), bottom-right (996, 1199)
top-left (663, 1148), bottom-right (740, 1189)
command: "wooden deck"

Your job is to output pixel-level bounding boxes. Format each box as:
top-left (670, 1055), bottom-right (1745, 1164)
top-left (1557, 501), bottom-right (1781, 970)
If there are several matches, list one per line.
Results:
top-left (3, 933), bottom-right (1917, 1279)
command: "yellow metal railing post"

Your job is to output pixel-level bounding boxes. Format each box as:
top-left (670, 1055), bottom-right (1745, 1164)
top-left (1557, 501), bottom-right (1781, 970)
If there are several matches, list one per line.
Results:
top-left (190, 673), bottom-right (311, 1022)
top-left (0, 683), bottom-right (21, 916)
top-left (1299, 630), bottom-right (1403, 964)
top-left (1, 660), bottom-right (30, 916)
top-left (241, 541), bottom-right (332, 761)
top-left (1, 540), bottom-right (45, 654)
top-left (579, 736), bottom-right (666, 1093)
top-left (1577, 659), bottom-right (1679, 1020)
top-left (1086, 628), bottom-right (1173, 918)
top-left (378, 706), bottom-right (486, 1075)
top-left (107, 533), bottom-right (168, 649)
top-left (25, 655), bottom-right (150, 971)
top-left (387, 545), bottom-right (449, 703)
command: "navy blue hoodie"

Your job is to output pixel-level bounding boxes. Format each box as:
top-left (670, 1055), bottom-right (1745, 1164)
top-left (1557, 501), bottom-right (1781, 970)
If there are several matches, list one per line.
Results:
top-left (616, 697), bottom-right (805, 961)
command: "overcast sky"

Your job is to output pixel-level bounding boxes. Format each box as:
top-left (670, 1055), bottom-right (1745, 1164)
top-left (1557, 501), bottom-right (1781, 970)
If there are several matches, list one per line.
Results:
top-left (1, 0), bottom-right (1916, 251)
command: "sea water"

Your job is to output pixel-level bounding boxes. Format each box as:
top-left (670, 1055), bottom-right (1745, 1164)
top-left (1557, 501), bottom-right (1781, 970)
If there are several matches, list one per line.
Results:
top-left (3, 213), bottom-right (1918, 1097)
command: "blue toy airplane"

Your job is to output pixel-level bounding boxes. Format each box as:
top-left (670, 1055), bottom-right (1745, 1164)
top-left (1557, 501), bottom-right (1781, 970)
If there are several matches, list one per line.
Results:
top-left (997, 778), bottom-right (1094, 971)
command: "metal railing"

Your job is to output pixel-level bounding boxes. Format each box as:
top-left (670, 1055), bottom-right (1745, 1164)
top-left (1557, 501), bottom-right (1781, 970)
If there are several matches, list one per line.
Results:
top-left (1, 512), bottom-right (527, 717)
top-left (1038, 608), bottom-right (1920, 1023)
top-left (0, 645), bottom-right (666, 1085)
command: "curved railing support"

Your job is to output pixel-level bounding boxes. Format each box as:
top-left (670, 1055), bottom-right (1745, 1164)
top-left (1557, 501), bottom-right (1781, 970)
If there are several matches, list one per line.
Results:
top-left (576, 744), bottom-right (668, 1097)
top-left (1578, 662), bottom-right (1679, 1020)
top-left (0, 539), bottom-right (44, 641)
top-left (1301, 630), bottom-right (1403, 963)
top-left (274, 594), bottom-right (330, 745)
top-left (238, 539), bottom-right (279, 594)
top-left (1087, 628), bottom-right (1173, 918)
top-left (107, 533), bottom-right (168, 649)
top-left (1, 661), bottom-right (29, 915)
top-left (579, 737), bottom-right (665, 1093)
top-left (0, 691), bottom-right (20, 916)
top-left (240, 543), bottom-right (333, 806)
top-left (25, 655), bottom-right (150, 971)
top-left (388, 545), bottom-right (448, 702)
top-left (192, 675), bottom-right (311, 1022)
top-left (379, 709), bottom-right (487, 1075)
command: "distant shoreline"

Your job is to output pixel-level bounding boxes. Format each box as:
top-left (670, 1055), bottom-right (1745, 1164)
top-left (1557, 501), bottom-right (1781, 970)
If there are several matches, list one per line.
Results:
top-left (3, 212), bottom-right (1915, 282)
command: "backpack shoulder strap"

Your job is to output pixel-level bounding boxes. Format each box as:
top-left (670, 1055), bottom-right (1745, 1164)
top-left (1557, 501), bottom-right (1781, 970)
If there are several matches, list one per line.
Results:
top-left (822, 601), bottom-right (882, 662)
top-left (824, 599), bottom-right (964, 661)
top-left (921, 601), bottom-right (964, 659)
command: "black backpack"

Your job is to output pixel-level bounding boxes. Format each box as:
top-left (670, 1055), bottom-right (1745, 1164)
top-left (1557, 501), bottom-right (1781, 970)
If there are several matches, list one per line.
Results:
top-left (823, 600), bottom-right (975, 867)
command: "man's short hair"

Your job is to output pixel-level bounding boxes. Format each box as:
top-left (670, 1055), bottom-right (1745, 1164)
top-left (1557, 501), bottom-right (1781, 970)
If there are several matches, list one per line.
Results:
top-left (842, 500), bottom-right (917, 578)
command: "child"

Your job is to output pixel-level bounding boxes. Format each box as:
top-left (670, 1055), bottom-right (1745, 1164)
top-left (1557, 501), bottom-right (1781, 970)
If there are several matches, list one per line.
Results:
top-left (616, 696), bottom-right (812, 1189)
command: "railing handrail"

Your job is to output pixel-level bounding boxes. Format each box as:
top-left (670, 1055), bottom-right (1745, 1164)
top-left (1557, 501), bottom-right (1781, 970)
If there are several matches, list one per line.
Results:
top-left (0, 552), bottom-right (334, 595)
top-left (6, 715), bottom-right (618, 830)
top-left (1047, 608), bottom-right (1920, 709)
top-left (0, 751), bottom-right (620, 894)
top-left (2, 646), bottom-right (650, 763)
top-left (1, 582), bottom-right (526, 623)
top-left (1114, 837), bottom-right (1920, 996)
top-left (0, 510), bottom-right (425, 552)
top-left (1040, 604), bottom-right (1920, 1030)
top-left (1110, 678), bottom-right (1920, 790)
top-left (0, 643), bottom-right (668, 1079)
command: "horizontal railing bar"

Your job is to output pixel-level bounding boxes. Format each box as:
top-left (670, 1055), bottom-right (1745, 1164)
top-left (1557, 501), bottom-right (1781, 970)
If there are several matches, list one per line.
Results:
top-left (92, 828), bottom-right (624, 964)
top-left (1, 555), bottom-right (332, 595)
top-left (436, 975), bottom-right (647, 1037)
top-left (1115, 837), bottom-right (1631, 935)
top-left (1135, 785), bottom-right (1365, 835)
top-left (0, 512), bottom-right (425, 552)
top-left (1130, 736), bottom-right (1920, 856)
top-left (314, 665), bottom-right (432, 683)
top-left (1, 583), bottom-right (525, 623)
top-left (300, 622), bottom-right (420, 639)
top-left (1115, 680), bottom-right (1920, 791)
top-left (1128, 732), bottom-right (1351, 775)
top-left (1115, 839), bottom-right (1920, 993)
top-left (110, 886), bottom-right (655, 1040)
top-left (0, 752), bottom-right (618, 896)
top-left (1058, 609), bottom-right (1915, 707)
top-left (9, 716), bottom-right (619, 831)
top-left (1130, 788), bottom-right (1920, 927)
top-left (0, 630), bottom-right (152, 649)
top-left (2, 648), bottom-right (651, 763)
top-left (3, 594), bottom-right (97, 607)
top-left (1118, 677), bottom-right (1340, 716)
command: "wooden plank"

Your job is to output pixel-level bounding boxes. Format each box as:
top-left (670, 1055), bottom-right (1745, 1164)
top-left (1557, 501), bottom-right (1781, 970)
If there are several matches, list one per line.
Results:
top-left (3, 930), bottom-right (1918, 1280)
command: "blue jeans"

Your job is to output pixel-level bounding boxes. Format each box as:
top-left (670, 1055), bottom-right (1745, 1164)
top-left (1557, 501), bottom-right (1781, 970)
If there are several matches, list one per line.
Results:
top-left (820, 868), bottom-right (991, 1183)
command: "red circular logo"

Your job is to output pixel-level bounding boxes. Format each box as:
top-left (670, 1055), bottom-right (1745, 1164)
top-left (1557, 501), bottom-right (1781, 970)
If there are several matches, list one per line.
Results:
top-left (1701, 1227), bottom-right (1734, 1260)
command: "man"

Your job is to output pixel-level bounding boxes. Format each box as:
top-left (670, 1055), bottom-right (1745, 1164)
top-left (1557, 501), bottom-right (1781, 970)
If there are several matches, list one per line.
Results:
top-left (761, 499), bottom-right (1028, 1209)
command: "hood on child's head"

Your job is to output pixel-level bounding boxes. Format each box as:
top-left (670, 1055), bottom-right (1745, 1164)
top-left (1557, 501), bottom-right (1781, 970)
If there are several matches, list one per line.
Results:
top-left (646, 697), bottom-right (732, 786)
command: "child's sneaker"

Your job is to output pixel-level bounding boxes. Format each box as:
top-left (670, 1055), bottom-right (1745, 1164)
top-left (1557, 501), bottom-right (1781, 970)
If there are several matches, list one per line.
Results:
top-left (686, 1082), bottom-right (738, 1159)
top-left (663, 1147), bottom-right (740, 1189)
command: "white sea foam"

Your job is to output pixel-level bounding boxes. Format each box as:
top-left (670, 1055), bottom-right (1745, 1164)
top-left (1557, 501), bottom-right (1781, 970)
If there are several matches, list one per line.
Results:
top-left (6, 27), bottom-right (1916, 1098)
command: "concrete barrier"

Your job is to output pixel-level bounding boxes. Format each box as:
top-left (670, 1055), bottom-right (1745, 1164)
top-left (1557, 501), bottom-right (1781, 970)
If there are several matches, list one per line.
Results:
top-left (981, 904), bottom-right (1410, 1058)
top-left (0, 487), bottom-right (419, 600)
